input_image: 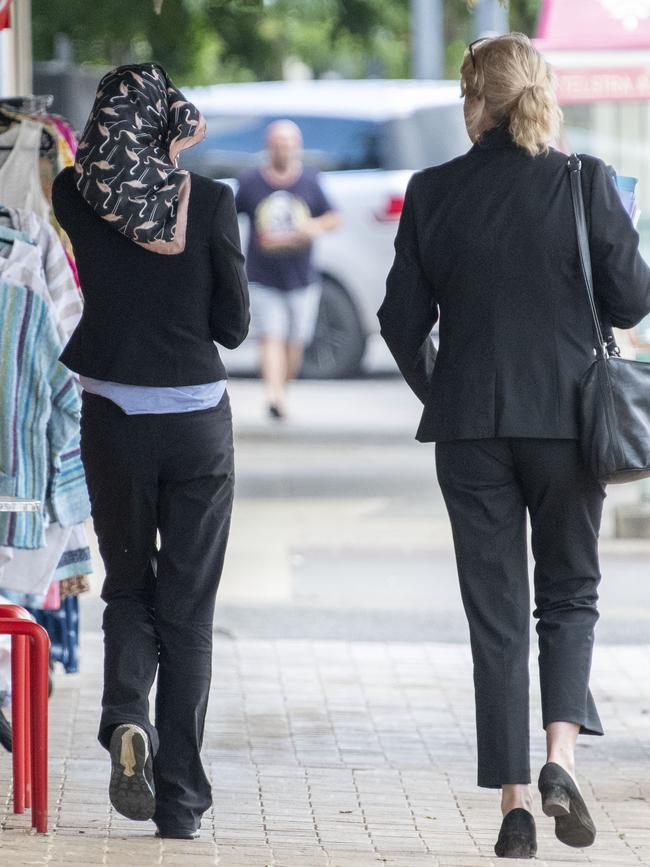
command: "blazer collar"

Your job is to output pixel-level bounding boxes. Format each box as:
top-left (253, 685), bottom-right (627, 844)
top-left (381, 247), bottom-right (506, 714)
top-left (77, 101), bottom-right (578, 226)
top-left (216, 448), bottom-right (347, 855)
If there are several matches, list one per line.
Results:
top-left (471, 121), bottom-right (518, 152)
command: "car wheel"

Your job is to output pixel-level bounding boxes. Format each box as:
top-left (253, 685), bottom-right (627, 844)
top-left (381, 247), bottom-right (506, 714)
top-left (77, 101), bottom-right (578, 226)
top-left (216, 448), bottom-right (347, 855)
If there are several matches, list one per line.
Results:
top-left (300, 277), bottom-right (366, 379)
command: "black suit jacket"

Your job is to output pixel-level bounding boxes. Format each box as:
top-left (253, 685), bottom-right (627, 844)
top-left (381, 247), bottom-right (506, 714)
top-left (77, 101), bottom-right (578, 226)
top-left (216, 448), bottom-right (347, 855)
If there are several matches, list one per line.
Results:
top-left (378, 123), bottom-right (650, 442)
top-left (53, 168), bottom-right (249, 386)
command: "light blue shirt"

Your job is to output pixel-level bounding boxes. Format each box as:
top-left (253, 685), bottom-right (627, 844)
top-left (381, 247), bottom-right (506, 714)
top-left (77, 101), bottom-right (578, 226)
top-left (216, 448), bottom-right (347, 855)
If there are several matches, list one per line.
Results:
top-left (79, 376), bottom-right (227, 415)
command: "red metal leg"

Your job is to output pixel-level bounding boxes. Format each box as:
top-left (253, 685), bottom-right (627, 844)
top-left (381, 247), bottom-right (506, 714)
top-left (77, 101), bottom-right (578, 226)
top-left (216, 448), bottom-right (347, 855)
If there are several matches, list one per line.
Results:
top-left (25, 648), bottom-right (32, 810)
top-left (1, 606), bottom-right (32, 813)
top-left (0, 619), bottom-right (50, 833)
top-left (10, 635), bottom-right (25, 813)
top-left (29, 629), bottom-right (49, 833)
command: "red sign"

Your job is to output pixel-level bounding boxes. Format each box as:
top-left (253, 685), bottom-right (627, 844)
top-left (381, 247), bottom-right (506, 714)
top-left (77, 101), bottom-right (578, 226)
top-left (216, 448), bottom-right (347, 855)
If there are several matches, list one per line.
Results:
top-left (0, 0), bottom-right (12, 30)
top-left (537, 0), bottom-right (650, 51)
top-left (554, 65), bottom-right (650, 103)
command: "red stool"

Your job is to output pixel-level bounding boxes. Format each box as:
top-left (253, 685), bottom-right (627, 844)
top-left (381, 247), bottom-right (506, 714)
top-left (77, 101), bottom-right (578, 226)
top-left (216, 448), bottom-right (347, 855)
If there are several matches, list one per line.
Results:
top-left (1, 604), bottom-right (34, 814)
top-left (0, 605), bottom-right (50, 832)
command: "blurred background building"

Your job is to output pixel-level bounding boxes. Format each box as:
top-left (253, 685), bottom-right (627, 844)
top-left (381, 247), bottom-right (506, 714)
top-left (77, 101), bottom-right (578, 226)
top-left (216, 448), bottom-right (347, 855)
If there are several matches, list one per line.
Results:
top-left (2, 0), bottom-right (650, 364)
top-left (0, 0), bottom-right (649, 721)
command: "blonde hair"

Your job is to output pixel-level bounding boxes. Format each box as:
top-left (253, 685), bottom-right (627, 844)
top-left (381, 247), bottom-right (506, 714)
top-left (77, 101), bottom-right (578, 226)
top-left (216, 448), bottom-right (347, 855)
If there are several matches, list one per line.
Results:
top-left (460, 33), bottom-right (562, 157)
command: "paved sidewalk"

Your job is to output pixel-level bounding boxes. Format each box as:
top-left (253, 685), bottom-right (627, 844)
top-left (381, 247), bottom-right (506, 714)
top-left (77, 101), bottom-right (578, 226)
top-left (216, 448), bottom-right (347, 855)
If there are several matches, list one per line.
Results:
top-left (229, 379), bottom-right (423, 443)
top-left (1, 635), bottom-right (650, 866)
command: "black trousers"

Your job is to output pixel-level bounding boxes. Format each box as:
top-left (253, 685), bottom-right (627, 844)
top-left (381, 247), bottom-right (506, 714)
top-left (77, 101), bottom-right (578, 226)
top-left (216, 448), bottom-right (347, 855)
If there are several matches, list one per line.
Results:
top-left (80, 391), bottom-right (235, 831)
top-left (435, 438), bottom-right (605, 789)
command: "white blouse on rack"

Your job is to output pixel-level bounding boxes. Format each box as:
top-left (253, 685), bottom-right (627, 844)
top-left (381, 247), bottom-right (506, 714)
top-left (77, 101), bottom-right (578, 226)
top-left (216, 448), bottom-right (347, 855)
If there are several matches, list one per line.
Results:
top-left (0, 118), bottom-right (50, 221)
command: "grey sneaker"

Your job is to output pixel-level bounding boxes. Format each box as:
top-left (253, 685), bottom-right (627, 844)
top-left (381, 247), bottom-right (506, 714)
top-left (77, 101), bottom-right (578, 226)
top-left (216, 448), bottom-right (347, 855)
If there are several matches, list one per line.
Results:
top-left (109, 723), bottom-right (155, 821)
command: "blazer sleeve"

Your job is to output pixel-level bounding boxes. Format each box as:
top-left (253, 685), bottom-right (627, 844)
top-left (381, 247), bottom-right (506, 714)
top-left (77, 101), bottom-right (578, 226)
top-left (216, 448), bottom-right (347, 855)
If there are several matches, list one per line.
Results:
top-left (588, 158), bottom-right (650, 329)
top-left (209, 182), bottom-right (250, 349)
top-left (51, 169), bottom-right (74, 234)
top-left (377, 175), bottom-right (438, 404)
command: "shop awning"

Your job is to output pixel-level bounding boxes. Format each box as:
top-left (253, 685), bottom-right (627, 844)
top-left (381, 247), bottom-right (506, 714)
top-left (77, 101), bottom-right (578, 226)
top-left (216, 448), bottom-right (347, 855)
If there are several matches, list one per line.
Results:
top-left (535, 0), bottom-right (650, 103)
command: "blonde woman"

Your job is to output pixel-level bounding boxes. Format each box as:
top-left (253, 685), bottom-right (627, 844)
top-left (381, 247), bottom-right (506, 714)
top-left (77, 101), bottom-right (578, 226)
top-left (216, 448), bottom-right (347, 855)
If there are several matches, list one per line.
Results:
top-left (379, 34), bottom-right (650, 859)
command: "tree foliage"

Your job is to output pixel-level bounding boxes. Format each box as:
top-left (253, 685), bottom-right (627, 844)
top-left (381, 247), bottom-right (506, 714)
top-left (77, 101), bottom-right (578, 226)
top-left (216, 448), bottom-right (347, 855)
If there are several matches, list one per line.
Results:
top-left (32, 0), bottom-right (542, 85)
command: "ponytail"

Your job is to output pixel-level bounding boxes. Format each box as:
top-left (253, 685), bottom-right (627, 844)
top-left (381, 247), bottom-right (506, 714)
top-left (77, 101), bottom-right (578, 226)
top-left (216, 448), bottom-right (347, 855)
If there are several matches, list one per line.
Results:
top-left (460, 33), bottom-right (562, 157)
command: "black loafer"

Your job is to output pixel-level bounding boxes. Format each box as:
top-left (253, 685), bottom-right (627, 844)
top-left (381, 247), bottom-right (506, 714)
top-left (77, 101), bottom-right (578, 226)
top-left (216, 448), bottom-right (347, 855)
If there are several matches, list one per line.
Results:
top-left (538, 761), bottom-right (596, 848)
top-left (494, 808), bottom-right (537, 859)
top-left (109, 723), bottom-right (155, 821)
top-left (155, 827), bottom-right (200, 839)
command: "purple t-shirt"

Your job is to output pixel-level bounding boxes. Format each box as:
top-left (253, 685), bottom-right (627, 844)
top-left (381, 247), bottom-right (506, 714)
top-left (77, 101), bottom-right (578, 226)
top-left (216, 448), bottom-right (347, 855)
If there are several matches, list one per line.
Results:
top-left (235, 168), bottom-right (333, 292)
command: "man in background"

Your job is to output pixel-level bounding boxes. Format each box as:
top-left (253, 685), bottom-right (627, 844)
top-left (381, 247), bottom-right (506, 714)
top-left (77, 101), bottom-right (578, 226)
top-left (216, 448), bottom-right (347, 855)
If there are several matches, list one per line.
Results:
top-left (236, 120), bottom-right (340, 419)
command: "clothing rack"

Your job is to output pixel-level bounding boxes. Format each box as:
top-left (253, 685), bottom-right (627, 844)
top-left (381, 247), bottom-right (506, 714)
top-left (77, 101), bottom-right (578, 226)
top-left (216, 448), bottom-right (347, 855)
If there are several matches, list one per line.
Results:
top-left (0, 95), bottom-right (54, 115)
top-left (0, 96), bottom-right (56, 153)
top-left (0, 97), bottom-right (90, 693)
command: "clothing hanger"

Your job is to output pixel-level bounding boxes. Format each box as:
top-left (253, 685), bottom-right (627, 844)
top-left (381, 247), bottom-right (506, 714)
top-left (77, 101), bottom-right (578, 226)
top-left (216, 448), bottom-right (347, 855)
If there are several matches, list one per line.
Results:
top-left (0, 97), bottom-right (56, 153)
top-left (0, 224), bottom-right (36, 245)
top-left (0, 108), bottom-right (13, 135)
top-left (0, 95), bottom-right (54, 114)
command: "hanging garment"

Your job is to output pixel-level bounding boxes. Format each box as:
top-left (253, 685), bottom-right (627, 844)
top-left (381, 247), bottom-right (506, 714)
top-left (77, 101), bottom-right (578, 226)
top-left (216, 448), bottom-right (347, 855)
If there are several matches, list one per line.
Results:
top-left (0, 233), bottom-right (67, 342)
top-left (41, 113), bottom-right (80, 282)
top-left (0, 228), bottom-right (58, 332)
top-left (37, 117), bottom-right (75, 223)
top-left (0, 508), bottom-right (92, 598)
top-left (0, 521), bottom-right (71, 596)
top-left (3, 208), bottom-right (82, 340)
top-left (50, 116), bottom-right (77, 155)
top-left (0, 280), bottom-right (90, 548)
top-left (59, 574), bottom-right (91, 599)
top-left (0, 547), bottom-right (10, 578)
top-left (30, 596), bottom-right (79, 673)
top-left (53, 522), bottom-right (92, 582)
top-left (0, 515), bottom-right (92, 599)
top-left (0, 105), bottom-right (80, 281)
top-left (0, 221), bottom-right (91, 595)
top-left (42, 580), bottom-right (60, 610)
top-left (0, 119), bottom-right (50, 221)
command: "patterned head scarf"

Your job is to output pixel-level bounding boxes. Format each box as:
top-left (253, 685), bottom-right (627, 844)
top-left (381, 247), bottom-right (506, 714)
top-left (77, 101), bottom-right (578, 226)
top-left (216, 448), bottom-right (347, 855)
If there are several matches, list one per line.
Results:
top-left (74, 63), bottom-right (206, 255)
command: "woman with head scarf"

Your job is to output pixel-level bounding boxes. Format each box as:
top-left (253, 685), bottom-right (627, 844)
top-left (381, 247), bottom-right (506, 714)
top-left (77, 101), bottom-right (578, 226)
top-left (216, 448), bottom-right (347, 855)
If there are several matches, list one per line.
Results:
top-left (53, 63), bottom-right (250, 839)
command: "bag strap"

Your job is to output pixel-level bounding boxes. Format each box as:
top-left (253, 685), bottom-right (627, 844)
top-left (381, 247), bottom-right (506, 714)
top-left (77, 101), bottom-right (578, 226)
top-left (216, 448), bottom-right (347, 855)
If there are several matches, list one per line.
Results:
top-left (567, 154), bottom-right (607, 357)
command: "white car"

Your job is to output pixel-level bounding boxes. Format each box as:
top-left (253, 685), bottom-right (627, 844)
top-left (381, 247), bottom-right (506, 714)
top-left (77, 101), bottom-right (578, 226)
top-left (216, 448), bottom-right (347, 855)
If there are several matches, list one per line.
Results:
top-left (180, 79), bottom-right (470, 377)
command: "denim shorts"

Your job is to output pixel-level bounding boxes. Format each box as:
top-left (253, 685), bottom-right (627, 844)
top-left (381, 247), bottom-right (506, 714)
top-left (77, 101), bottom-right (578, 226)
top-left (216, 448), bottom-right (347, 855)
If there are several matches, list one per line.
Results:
top-left (249, 282), bottom-right (321, 345)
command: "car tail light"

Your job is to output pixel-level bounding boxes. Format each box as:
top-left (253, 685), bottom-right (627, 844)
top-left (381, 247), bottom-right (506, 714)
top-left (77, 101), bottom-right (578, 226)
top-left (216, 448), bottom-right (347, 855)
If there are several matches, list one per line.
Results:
top-left (374, 194), bottom-right (405, 222)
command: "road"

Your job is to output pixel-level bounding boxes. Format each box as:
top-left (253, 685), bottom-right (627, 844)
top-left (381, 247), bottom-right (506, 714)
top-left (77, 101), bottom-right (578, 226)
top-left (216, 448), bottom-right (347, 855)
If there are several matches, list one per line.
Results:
top-left (82, 377), bottom-right (650, 642)
top-left (81, 378), bottom-right (650, 642)
top-left (204, 379), bottom-right (650, 645)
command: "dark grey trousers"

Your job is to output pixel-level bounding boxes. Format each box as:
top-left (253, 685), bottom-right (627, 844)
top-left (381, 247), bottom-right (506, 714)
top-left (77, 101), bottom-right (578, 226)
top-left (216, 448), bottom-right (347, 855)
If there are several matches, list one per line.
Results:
top-left (80, 390), bottom-right (234, 831)
top-left (435, 438), bottom-right (605, 789)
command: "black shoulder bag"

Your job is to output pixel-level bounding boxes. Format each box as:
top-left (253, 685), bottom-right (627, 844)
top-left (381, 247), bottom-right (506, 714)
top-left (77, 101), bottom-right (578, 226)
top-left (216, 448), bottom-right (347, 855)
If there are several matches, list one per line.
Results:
top-left (568, 153), bottom-right (650, 484)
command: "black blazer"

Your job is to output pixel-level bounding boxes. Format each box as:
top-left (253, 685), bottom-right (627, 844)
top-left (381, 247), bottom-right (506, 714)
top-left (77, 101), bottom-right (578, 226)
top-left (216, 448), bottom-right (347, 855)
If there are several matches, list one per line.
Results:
top-left (52, 168), bottom-right (249, 386)
top-left (378, 123), bottom-right (650, 442)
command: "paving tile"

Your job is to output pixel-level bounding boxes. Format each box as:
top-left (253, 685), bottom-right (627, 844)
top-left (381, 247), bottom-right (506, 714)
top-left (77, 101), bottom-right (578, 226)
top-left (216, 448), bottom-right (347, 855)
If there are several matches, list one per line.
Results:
top-left (2, 636), bottom-right (650, 865)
